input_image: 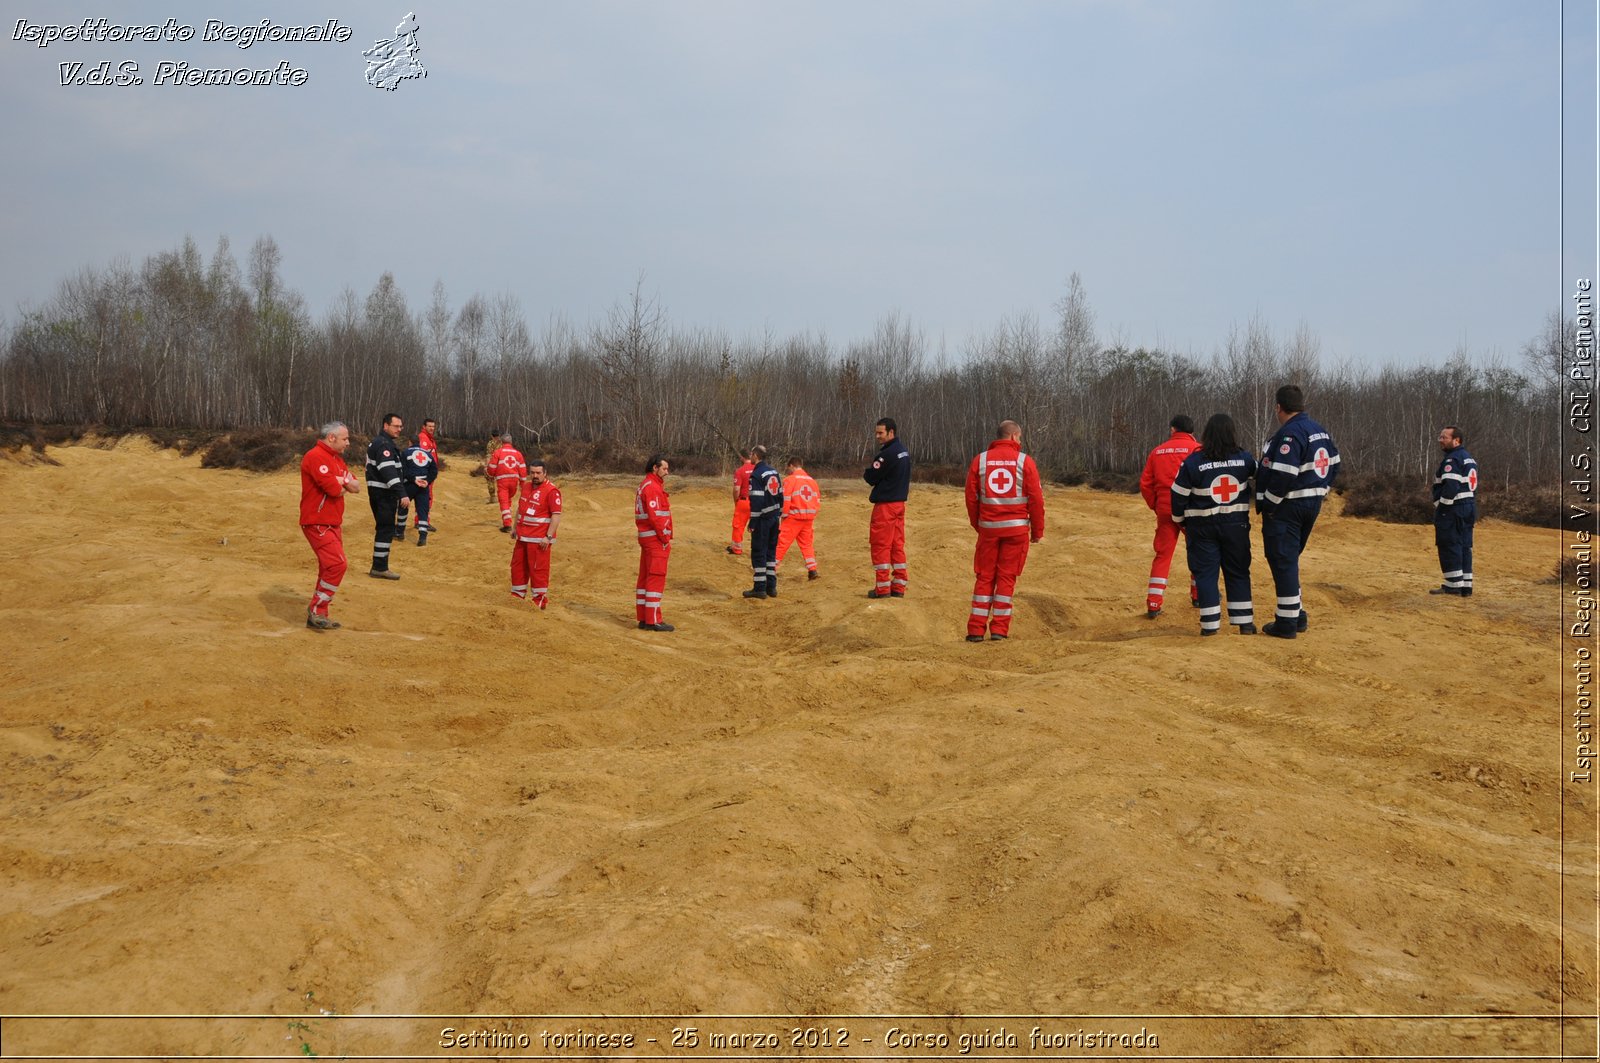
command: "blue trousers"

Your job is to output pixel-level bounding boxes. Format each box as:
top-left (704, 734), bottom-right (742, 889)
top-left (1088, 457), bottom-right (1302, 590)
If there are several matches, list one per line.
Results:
top-left (749, 515), bottom-right (779, 592)
top-left (1261, 504), bottom-right (1320, 623)
top-left (1186, 522), bottom-right (1253, 631)
top-left (1435, 505), bottom-right (1475, 590)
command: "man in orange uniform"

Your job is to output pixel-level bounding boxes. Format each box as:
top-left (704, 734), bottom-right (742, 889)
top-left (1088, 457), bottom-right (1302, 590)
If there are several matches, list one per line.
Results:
top-left (964, 420), bottom-right (1045, 642)
top-left (299, 421), bottom-right (361, 630)
top-left (634, 455), bottom-right (675, 631)
top-left (1139, 414), bottom-right (1200, 618)
top-left (487, 433), bottom-right (526, 532)
top-left (775, 456), bottom-right (821, 580)
top-left (510, 459), bottom-right (562, 609)
top-left (727, 449), bottom-right (754, 555)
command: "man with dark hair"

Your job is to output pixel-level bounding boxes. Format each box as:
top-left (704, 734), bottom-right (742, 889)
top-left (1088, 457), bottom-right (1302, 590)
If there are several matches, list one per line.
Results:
top-left (727, 448), bottom-right (754, 555)
top-left (964, 420), bottom-right (1045, 641)
top-left (511, 459), bottom-right (562, 608)
top-left (1172, 413), bottom-right (1257, 636)
top-left (634, 455), bottom-right (674, 631)
top-left (1430, 425), bottom-right (1478, 597)
top-left (300, 421), bottom-right (361, 629)
top-left (863, 416), bottom-right (912, 598)
top-left (365, 412), bottom-right (410, 579)
top-left (1255, 384), bottom-right (1340, 638)
top-left (1139, 413), bottom-right (1200, 618)
top-left (742, 445), bottom-right (784, 599)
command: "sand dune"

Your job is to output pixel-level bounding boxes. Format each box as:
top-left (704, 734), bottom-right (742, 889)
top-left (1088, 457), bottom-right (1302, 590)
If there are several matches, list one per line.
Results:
top-left (0, 438), bottom-right (1592, 1059)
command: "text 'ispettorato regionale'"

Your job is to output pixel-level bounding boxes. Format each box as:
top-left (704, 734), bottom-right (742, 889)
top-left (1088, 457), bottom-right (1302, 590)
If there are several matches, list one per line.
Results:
top-left (14, 18), bottom-right (352, 87)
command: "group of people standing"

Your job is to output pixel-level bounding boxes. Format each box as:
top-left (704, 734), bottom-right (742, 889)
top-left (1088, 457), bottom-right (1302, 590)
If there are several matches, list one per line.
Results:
top-left (1138, 384), bottom-right (1477, 641)
top-left (297, 387), bottom-right (1475, 640)
top-left (297, 412), bottom-right (439, 630)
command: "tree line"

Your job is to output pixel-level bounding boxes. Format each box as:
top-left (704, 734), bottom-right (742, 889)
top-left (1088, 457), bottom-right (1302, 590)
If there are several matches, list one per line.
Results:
top-left (0, 235), bottom-right (1569, 492)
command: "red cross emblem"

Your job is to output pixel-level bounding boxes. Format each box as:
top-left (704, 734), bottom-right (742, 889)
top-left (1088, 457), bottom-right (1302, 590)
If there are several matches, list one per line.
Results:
top-left (1313, 447), bottom-right (1331, 478)
top-left (1467, 468), bottom-right (1478, 491)
top-left (1211, 475), bottom-right (1241, 503)
top-left (986, 467), bottom-right (1015, 496)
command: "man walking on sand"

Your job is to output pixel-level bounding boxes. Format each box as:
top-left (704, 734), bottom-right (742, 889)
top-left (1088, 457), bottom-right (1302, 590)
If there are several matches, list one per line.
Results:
top-left (1140, 413), bottom-right (1200, 618)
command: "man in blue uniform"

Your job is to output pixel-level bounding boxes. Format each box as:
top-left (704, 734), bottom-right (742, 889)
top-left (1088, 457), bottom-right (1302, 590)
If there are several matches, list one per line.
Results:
top-left (1172, 413), bottom-right (1257, 636)
top-left (398, 437), bottom-right (438, 547)
top-left (1430, 424), bottom-right (1478, 597)
top-left (1254, 385), bottom-right (1339, 639)
top-left (365, 412), bottom-right (410, 579)
top-left (863, 417), bottom-right (912, 598)
top-left (743, 445), bottom-right (784, 600)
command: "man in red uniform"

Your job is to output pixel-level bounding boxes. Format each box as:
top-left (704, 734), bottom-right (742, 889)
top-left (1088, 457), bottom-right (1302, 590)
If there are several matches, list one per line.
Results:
top-left (776, 456), bottom-right (821, 580)
top-left (965, 420), bottom-right (1045, 642)
top-left (299, 421), bottom-right (361, 630)
top-left (510, 459), bottom-right (562, 609)
top-left (635, 455), bottom-right (675, 631)
top-left (487, 434), bottom-right (526, 532)
top-left (727, 449), bottom-right (754, 555)
top-left (415, 416), bottom-right (440, 524)
top-left (1139, 413), bottom-right (1200, 618)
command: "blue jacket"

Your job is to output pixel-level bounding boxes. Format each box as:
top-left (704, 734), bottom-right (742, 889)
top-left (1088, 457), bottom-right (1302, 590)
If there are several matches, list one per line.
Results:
top-left (864, 437), bottom-right (912, 503)
top-left (401, 445), bottom-right (437, 496)
top-left (1433, 446), bottom-right (1477, 514)
top-left (1256, 412), bottom-right (1339, 515)
top-left (365, 434), bottom-right (406, 495)
top-left (1172, 450), bottom-right (1257, 528)
top-left (747, 461), bottom-right (784, 523)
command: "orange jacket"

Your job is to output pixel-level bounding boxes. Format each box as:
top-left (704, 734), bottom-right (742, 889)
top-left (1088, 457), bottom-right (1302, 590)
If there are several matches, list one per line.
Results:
top-left (1140, 431), bottom-right (1199, 517)
top-left (965, 438), bottom-right (1044, 538)
top-left (782, 469), bottom-right (820, 521)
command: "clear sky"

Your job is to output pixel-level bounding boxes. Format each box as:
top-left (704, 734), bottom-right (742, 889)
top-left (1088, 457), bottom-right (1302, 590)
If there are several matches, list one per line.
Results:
top-left (0, 1), bottom-right (1593, 369)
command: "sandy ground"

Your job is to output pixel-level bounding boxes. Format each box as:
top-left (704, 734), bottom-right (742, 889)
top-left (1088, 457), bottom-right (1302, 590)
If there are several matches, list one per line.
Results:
top-left (0, 437), bottom-right (1594, 1061)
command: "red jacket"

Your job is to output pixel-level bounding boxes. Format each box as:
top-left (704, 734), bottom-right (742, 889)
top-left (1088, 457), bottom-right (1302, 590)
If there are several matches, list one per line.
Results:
top-left (489, 444), bottom-right (526, 482)
top-left (417, 426), bottom-right (438, 461)
top-left (733, 461), bottom-right (754, 503)
top-left (965, 439), bottom-right (1044, 538)
top-left (1140, 431), bottom-right (1199, 517)
top-left (299, 439), bottom-right (350, 526)
top-left (515, 479), bottom-right (563, 543)
top-left (635, 472), bottom-right (673, 546)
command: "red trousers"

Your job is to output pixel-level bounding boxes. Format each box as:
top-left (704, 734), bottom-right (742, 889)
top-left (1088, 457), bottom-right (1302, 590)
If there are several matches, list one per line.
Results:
top-left (511, 541), bottom-right (552, 607)
top-left (730, 499), bottom-right (750, 551)
top-left (775, 518), bottom-right (816, 571)
top-left (1148, 516), bottom-right (1195, 609)
top-left (302, 524), bottom-right (347, 617)
top-left (636, 542), bottom-right (669, 624)
top-left (970, 533), bottom-right (1030, 637)
top-left (869, 502), bottom-right (907, 594)
top-left (496, 479), bottom-right (518, 527)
